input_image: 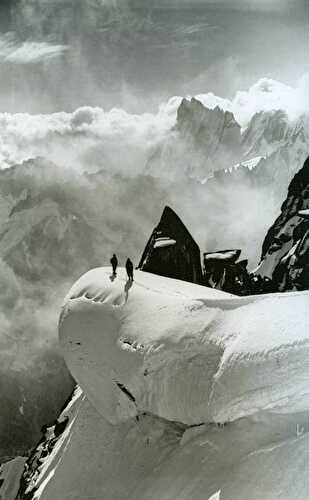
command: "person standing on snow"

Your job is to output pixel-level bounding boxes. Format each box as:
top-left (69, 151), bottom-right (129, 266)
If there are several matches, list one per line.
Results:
top-left (110, 254), bottom-right (118, 275)
top-left (126, 258), bottom-right (134, 281)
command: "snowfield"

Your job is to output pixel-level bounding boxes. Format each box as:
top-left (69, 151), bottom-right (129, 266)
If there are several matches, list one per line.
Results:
top-left (9, 268), bottom-right (309, 499)
top-left (60, 268), bottom-right (309, 425)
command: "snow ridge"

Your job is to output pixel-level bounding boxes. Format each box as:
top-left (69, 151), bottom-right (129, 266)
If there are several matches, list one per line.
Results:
top-left (11, 268), bottom-right (309, 499)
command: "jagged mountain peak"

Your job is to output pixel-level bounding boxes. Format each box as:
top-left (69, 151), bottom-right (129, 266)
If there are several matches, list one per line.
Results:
top-left (146, 97), bottom-right (242, 181)
top-left (176, 97), bottom-right (240, 135)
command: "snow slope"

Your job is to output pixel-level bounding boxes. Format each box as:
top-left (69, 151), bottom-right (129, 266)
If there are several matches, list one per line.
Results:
top-left (13, 268), bottom-right (309, 499)
top-left (18, 394), bottom-right (309, 500)
top-left (60, 268), bottom-right (309, 425)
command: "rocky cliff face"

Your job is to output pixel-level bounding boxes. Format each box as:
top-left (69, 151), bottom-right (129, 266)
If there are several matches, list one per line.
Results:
top-left (176, 98), bottom-right (241, 166)
top-left (241, 110), bottom-right (290, 158)
top-left (146, 98), bottom-right (309, 192)
top-left (14, 387), bottom-right (82, 500)
top-left (145, 98), bottom-right (242, 181)
top-left (256, 156), bottom-right (309, 290)
top-left (138, 206), bottom-right (203, 285)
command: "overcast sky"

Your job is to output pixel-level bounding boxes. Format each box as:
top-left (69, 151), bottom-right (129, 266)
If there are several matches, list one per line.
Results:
top-left (148, 0), bottom-right (304, 10)
top-left (0, 0), bottom-right (308, 113)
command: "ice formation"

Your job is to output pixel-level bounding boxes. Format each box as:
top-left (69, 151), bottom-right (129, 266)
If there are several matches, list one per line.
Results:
top-left (10, 267), bottom-right (309, 499)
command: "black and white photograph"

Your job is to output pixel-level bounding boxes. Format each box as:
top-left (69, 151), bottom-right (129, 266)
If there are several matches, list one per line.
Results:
top-left (0, 1), bottom-right (309, 498)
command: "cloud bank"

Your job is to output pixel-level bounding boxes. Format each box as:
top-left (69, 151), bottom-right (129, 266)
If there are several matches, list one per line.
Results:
top-left (0, 74), bottom-right (308, 171)
top-left (194, 75), bottom-right (309, 126)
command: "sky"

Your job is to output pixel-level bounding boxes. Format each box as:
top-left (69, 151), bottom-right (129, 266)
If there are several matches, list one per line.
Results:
top-left (0, 0), bottom-right (308, 113)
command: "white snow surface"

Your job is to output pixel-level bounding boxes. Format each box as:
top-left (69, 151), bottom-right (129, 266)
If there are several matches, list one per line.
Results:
top-left (60, 268), bottom-right (233, 426)
top-left (204, 250), bottom-right (240, 262)
top-left (14, 268), bottom-right (309, 499)
top-left (153, 237), bottom-right (177, 248)
top-left (21, 394), bottom-right (309, 500)
top-left (226, 155), bottom-right (264, 174)
top-left (59, 268), bottom-right (309, 425)
top-left (299, 209), bottom-right (309, 219)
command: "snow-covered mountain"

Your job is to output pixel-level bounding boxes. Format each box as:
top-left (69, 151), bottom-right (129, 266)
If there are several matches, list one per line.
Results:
top-left (0, 86), bottom-right (307, 192)
top-left (241, 110), bottom-right (291, 158)
top-left (145, 98), bottom-right (240, 181)
top-left (4, 268), bottom-right (309, 499)
top-left (145, 98), bottom-right (241, 181)
top-left (146, 97), bottom-right (309, 193)
top-left (241, 110), bottom-right (309, 196)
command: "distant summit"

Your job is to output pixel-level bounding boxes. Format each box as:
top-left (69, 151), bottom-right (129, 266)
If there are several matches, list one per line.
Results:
top-left (176, 98), bottom-right (241, 162)
top-left (145, 98), bottom-right (242, 181)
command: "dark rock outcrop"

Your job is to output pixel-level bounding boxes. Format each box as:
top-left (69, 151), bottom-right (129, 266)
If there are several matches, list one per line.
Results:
top-left (138, 207), bottom-right (256, 295)
top-left (203, 250), bottom-right (251, 295)
top-left (138, 206), bottom-right (203, 284)
top-left (256, 156), bottom-right (309, 291)
top-left (138, 206), bottom-right (283, 296)
top-left (16, 388), bottom-right (80, 500)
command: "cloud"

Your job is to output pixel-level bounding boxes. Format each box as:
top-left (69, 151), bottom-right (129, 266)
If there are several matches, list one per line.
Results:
top-left (193, 75), bottom-right (309, 126)
top-left (0, 104), bottom-right (175, 170)
top-left (0, 73), bottom-right (308, 171)
top-left (6, 41), bottom-right (68, 64)
top-left (0, 33), bottom-right (68, 64)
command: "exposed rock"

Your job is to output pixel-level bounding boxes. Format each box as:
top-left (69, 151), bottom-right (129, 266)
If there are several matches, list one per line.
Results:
top-left (145, 98), bottom-right (242, 181)
top-left (255, 156), bottom-right (309, 290)
top-left (16, 387), bottom-right (82, 500)
top-left (176, 98), bottom-right (241, 164)
top-left (138, 208), bottom-right (259, 296)
top-left (203, 249), bottom-right (251, 295)
top-left (241, 110), bottom-right (290, 158)
top-left (138, 206), bottom-right (203, 284)
top-left (138, 207), bottom-right (277, 296)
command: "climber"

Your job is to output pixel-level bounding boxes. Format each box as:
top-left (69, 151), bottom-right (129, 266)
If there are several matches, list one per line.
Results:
top-left (110, 253), bottom-right (118, 275)
top-left (126, 258), bottom-right (134, 281)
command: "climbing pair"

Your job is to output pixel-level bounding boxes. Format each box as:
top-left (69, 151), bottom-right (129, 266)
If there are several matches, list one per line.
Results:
top-left (110, 254), bottom-right (134, 281)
